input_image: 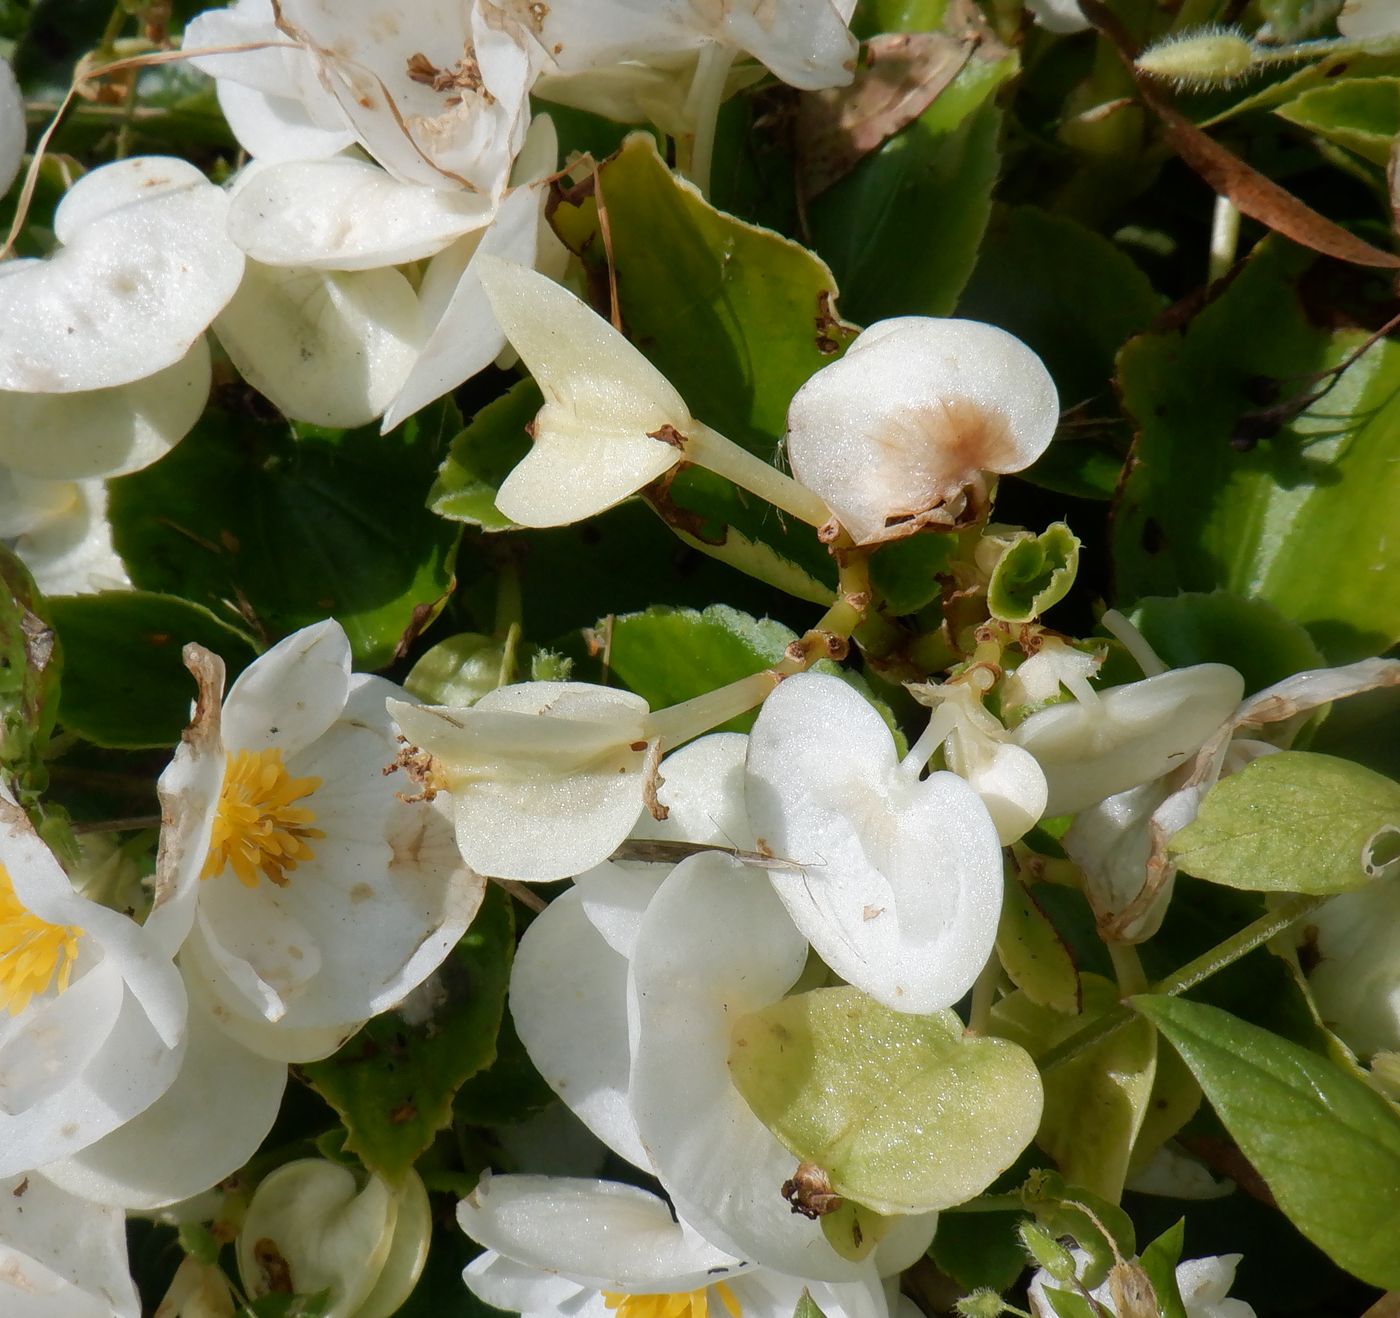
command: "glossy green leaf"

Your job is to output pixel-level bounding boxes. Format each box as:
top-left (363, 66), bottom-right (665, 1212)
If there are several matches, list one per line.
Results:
top-left (996, 875), bottom-right (1081, 1014)
top-left (957, 206), bottom-right (1164, 501)
top-left (994, 978), bottom-right (1157, 1203)
top-left (807, 50), bottom-right (1015, 324)
top-left (1137, 1219), bottom-right (1188, 1318)
top-left (868, 534), bottom-right (953, 616)
top-left (405, 632), bottom-right (517, 706)
top-left (1114, 240), bottom-right (1400, 662)
top-left (1126, 1042), bottom-right (1201, 1175)
top-left (302, 884), bottom-right (513, 1184)
top-left (109, 401), bottom-right (461, 670)
top-left (452, 1008), bottom-right (557, 1127)
top-left (1275, 77), bottom-right (1400, 167)
top-left (1169, 751), bottom-right (1400, 893)
top-left (852, 0), bottom-right (947, 36)
top-left (931, 1209), bottom-right (1030, 1294)
top-left (987, 523), bottom-right (1080, 623)
top-left (728, 986), bottom-right (1043, 1213)
top-left (0, 546), bottom-right (60, 775)
top-left (792, 1289), bottom-right (828, 1318)
top-left (1127, 591), bottom-right (1325, 695)
top-left (47, 591), bottom-right (256, 749)
top-left (1133, 994), bottom-right (1400, 1288)
top-left (429, 380), bottom-right (539, 531)
top-left (1208, 46), bottom-right (1400, 123)
top-left (1021, 1170), bottom-right (1137, 1285)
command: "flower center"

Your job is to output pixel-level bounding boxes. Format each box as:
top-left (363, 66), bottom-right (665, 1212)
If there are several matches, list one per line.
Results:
top-left (603, 1283), bottom-right (742, 1318)
top-left (0, 862), bottom-right (83, 1016)
top-left (202, 748), bottom-right (325, 889)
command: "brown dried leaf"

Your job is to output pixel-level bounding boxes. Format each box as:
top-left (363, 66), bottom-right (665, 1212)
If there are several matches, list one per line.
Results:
top-left (797, 2), bottom-right (1004, 201)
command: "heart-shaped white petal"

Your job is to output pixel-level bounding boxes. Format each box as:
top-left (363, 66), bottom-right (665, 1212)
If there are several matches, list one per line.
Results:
top-left (785, 317), bottom-right (1059, 545)
top-left (746, 672), bottom-right (1004, 1014)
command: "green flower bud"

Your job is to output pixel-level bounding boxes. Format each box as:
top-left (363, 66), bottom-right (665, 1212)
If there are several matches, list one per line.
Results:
top-left (1135, 28), bottom-right (1257, 88)
top-left (1020, 1221), bottom-right (1078, 1280)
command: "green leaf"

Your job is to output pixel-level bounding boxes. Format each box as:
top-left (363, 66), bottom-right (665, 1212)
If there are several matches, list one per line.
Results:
top-left (728, 986), bottom-right (1043, 1213)
top-left (1113, 240), bottom-right (1400, 663)
top-left (608, 605), bottom-right (793, 730)
top-left (1169, 751), bottom-right (1400, 893)
top-left (0, 546), bottom-right (60, 776)
top-left (931, 1209), bottom-right (1031, 1294)
top-left (995, 875), bottom-right (1081, 1015)
top-left (957, 206), bottom-right (1164, 501)
top-left (1137, 1219), bottom-right (1188, 1318)
top-left (405, 632), bottom-right (518, 706)
top-left (47, 592), bottom-right (256, 749)
top-left (993, 978), bottom-right (1157, 1203)
top-left (852, 0), bottom-right (948, 36)
top-left (429, 380), bottom-right (539, 530)
top-left (1021, 1170), bottom-right (1136, 1286)
top-left (987, 524), bottom-right (1080, 623)
top-left (302, 884), bottom-right (514, 1184)
top-left (109, 401), bottom-right (461, 670)
top-left (807, 48), bottom-right (1015, 324)
top-left (1127, 591), bottom-right (1325, 695)
top-left (1275, 77), bottom-right (1400, 167)
top-left (793, 1289), bottom-right (829, 1318)
top-left (240, 1293), bottom-right (333, 1318)
top-left (1133, 994), bottom-right (1400, 1288)
top-left (452, 1008), bottom-right (556, 1127)
top-left (868, 534), bottom-right (953, 616)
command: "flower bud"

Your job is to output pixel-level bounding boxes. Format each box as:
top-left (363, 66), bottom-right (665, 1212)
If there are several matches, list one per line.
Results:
top-left (1135, 29), bottom-right (1256, 88)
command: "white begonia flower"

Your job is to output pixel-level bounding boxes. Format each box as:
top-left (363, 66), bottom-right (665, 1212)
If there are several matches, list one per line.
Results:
top-left (155, 619), bottom-right (486, 1062)
top-left (388, 682), bottom-right (658, 883)
top-left (0, 1171), bottom-right (140, 1318)
top-left (40, 980), bottom-right (285, 1211)
top-left (237, 1159), bottom-right (431, 1318)
top-left (0, 58), bottom-right (23, 200)
top-left (476, 256), bottom-right (833, 529)
top-left (1305, 875), bottom-right (1400, 1056)
top-left (1023, 0), bottom-right (1093, 34)
top-left (212, 259), bottom-right (423, 428)
top-left (183, 0), bottom-right (357, 164)
top-left (0, 789), bottom-right (187, 1177)
top-left (0, 157), bottom-right (243, 394)
top-left (909, 679), bottom-right (1048, 846)
top-left (0, 472), bottom-right (130, 597)
top-left (151, 1257), bottom-right (238, 1318)
top-left (1028, 1248), bottom-right (1255, 1318)
top-left (459, 1174), bottom-right (896, 1318)
top-left (745, 671), bottom-right (1004, 1015)
top-left (1338, 0), bottom-right (1400, 39)
top-left (271, 0), bottom-right (535, 197)
top-left (1001, 638), bottom-right (1103, 715)
top-left (1010, 663), bottom-right (1245, 818)
top-left (783, 317), bottom-right (1061, 546)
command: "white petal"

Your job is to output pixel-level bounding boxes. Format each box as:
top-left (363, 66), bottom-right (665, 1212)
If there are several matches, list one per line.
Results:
top-left (221, 617), bottom-right (351, 757)
top-left (214, 260), bottom-right (422, 427)
top-left (0, 159), bottom-right (243, 392)
top-left (1012, 665), bottom-right (1246, 817)
top-left (1062, 780), bottom-right (1173, 940)
top-left (215, 79), bottom-right (358, 162)
top-left (1024, 0), bottom-right (1094, 32)
top-left (785, 318), bottom-right (1059, 545)
top-left (463, 1251), bottom-right (588, 1318)
top-left (746, 673), bottom-right (1004, 1014)
top-left (0, 1172), bottom-right (139, 1318)
top-left (380, 176), bottom-right (544, 431)
top-left (0, 336), bottom-right (210, 480)
top-left (629, 854), bottom-right (858, 1279)
top-left (0, 475), bottom-right (130, 597)
top-left (476, 256), bottom-right (691, 527)
top-left (227, 157), bottom-right (492, 269)
top-left (510, 889), bottom-right (649, 1168)
top-left (39, 992), bottom-right (285, 1210)
top-left (457, 1175), bottom-right (742, 1291)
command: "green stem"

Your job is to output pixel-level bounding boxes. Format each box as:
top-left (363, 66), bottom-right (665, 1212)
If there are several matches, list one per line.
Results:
top-left (685, 422), bottom-right (832, 529)
top-left (679, 44), bottom-right (735, 200)
top-left (1039, 892), bottom-right (1328, 1073)
top-left (967, 948), bottom-right (1002, 1035)
top-left (1108, 941), bottom-right (1148, 995)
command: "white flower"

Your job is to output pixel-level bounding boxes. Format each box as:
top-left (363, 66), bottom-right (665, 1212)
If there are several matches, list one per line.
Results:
top-left (783, 317), bottom-right (1060, 545)
top-left (1338, 0), bottom-right (1400, 39)
top-left (1023, 0), bottom-right (1093, 34)
top-left (156, 619), bottom-right (486, 1062)
top-left (388, 681), bottom-right (659, 883)
top-left (459, 1174), bottom-right (897, 1318)
top-left (745, 671), bottom-right (1004, 1014)
top-left (1306, 875), bottom-right (1400, 1056)
top-left (1028, 1248), bottom-right (1255, 1318)
top-left (0, 1171), bottom-right (140, 1318)
top-left (236, 1159), bottom-right (431, 1317)
top-left (0, 472), bottom-right (130, 596)
top-left (0, 789), bottom-right (186, 1176)
top-left (0, 58), bottom-right (23, 200)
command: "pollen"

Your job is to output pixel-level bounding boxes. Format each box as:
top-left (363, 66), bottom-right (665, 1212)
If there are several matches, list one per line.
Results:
top-left (0, 862), bottom-right (83, 1016)
top-left (203, 748), bottom-right (326, 888)
top-left (602, 1282), bottom-right (742, 1318)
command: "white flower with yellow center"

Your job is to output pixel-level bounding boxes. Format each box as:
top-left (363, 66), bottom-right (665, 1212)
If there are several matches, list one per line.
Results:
top-left (155, 619), bottom-right (486, 1062)
top-left (0, 1171), bottom-right (140, 1318)
top-left (0, 788), bottom-right (186, 1176)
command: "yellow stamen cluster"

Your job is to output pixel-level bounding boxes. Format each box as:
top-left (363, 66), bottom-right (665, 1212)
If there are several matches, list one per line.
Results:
top-left (0, 862), bottom-right (83, 1016)
top-left (203, 748), bottom-right (325, 888)
top-left (603, 1282), bottom-right (742, 1318)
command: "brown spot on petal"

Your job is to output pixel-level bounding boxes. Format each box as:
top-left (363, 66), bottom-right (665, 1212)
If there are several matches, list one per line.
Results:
top-left (253, 1239), bottom-right (294, 1294)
